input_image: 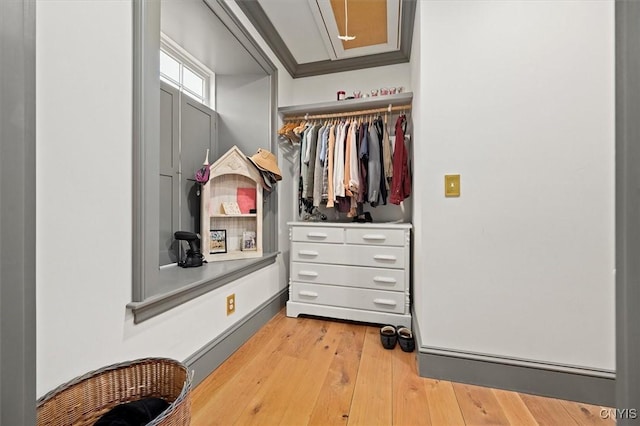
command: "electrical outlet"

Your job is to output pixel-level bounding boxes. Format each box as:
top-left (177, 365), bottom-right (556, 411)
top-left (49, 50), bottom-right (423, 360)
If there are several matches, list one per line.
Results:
top-left (226, 294), bottom-right (236, 316)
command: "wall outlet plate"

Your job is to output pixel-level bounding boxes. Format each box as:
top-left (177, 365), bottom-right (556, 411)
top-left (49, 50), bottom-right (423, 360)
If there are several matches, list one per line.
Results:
top-left (445, 174), bottom-right (461, 197)
top-left (226, 294), bottom-right (236, 315)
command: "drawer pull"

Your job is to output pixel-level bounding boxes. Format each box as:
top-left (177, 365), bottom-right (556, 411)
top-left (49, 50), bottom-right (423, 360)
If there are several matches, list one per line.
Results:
top-left (307, 232), bottom-right (328, 239)
top-left (299, 290), bottom-right (319, 298)
top-left (298, 270), bottom-right (319, 277)
top-left (362, 234), bottom-right (386, 241)
top-left (373, 276), bottom-right (397, 284)
top-left (373, 298), bottom-right (397, 307)
top-left (298, 250), bottom-right (319, 257)
top-left (374, 254), bottom-right (397, 262)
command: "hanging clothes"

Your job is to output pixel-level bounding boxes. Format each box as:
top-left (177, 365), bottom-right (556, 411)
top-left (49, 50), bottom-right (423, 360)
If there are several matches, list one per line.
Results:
top-left (345, 120), bottom-right (359, 217)
top-left (333, 121), bottom-right (347, 199)
top-left (382, 114), bottom-right (393, 189)
top-left (374, 116), bottom-right (387, 205)
top-left (298, 124), bottom-right (310, 215)
top-left (390, 114), bottom-right (412, 204)
top-left (321, 124), bottom-right (334, 204)
top-left (298, 124), bottom-right (311, 200)
top-left (348, 120), bottom-right (360, 197)
top-left (367, 121), bottom-right (382, 207)
top-left (303, 123), bottom-right (321, 199)
top-left (313, 124), bottom-right (330, 207)
top-left (289, 103), bottom-right (412, 220)
top-left (326, 124), bottom-right (337, 208)
top-left (357, 121), bottom-right (369, 204)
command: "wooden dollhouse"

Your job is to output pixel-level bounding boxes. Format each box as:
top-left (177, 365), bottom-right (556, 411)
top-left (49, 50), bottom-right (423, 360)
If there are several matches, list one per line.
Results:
top-left (200, 146), bottom-right (263, 261)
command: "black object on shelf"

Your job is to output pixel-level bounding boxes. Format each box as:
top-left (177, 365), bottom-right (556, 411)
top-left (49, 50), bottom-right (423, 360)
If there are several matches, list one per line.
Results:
top-left (174, 231), bottom-right (204, 268)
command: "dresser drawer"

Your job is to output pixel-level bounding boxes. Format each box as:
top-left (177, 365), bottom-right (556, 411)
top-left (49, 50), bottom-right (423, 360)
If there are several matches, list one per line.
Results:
top-left (290, 283), bottom-right (406, 314)
top-left (291, 226), bottom-right (344, 244)
top-left (345, 227), bottom-right (407, 247)
top-left (291, 242), bottom-right (406, 269)
top-left (291, 262), bottom-right (405, 291)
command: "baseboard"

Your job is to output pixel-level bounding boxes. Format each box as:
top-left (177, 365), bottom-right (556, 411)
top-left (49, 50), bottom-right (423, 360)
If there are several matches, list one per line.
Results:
top-left (412, 312), bottom-right (616, 407)
top-left (184, 288), bottom-right (288, 387)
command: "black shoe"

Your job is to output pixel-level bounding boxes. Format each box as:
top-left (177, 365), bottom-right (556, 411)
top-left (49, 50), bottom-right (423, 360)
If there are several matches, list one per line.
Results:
top-left (397, 326), bottom-right (415, 352)
top-left (379, 325), bottom-right (397, 349)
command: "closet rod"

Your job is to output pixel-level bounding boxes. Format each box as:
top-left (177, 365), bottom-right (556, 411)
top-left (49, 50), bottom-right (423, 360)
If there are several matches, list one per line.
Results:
top-left (283, 104), bottom-right (411, 121)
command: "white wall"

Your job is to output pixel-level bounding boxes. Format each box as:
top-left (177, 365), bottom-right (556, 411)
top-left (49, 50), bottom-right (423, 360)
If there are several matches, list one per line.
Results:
top-left (413, 0), bottom-right (615, 370)
top-left (409, 0), bottom-right (424, 335)
top-left (36, 0), bottom-right (292, 397)
top-left (289, 63), bottom-right (411, 106)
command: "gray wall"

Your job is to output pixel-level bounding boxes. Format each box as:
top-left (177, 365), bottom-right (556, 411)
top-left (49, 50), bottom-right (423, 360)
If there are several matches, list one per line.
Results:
top-left (0, 0), bottom-right (36, 423)
top-left (216, 74), bottom-right (271, 156)
top-left (616, 1), bottom-right (640, 423)
top-left (216, 73), bottom-right (277, 253)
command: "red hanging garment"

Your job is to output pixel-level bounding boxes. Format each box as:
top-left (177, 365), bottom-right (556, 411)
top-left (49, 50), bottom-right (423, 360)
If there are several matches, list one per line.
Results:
top-left (390, 115), bottom-right (411, 204)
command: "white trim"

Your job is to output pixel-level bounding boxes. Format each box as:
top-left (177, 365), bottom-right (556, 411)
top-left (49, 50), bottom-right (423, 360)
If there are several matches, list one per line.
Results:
top-left (160, 32), bottom-right (216, 107)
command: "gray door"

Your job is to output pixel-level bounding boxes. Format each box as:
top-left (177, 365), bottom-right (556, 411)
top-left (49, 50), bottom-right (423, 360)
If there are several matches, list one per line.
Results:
top-left (180, 96), bottom-right (216, 235)
top-left (159, 82), bottom-right (180, 266)
top-left (159, 83), bottom-right (216, 266)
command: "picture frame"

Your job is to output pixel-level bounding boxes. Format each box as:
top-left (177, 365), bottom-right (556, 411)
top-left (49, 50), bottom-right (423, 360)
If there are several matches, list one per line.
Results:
top-left (209, 229), bottom-right (227, 254)
top-left (241, 231), bottom-right (257, 251)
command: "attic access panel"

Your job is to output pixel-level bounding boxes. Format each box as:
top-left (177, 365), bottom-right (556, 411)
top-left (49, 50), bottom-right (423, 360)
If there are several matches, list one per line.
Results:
top-left (309, 0), bottom-right (400, 60)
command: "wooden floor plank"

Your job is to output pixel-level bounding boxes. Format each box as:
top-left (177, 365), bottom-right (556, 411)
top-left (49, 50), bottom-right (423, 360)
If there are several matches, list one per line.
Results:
top-left (278, 321), bottom-right (350, 425)
top-left (190, 310), bottom-right (286, 408)
top-left (307, 324), bottom-right (365, 426)
top-left (520, 393), bottom-right (580, 426)
top-left (278, 315), bottom-right (332, 359)
top-left (424, 378), bottom-right (466, 426)
top-left (492, 388), bottom-right (539, 426)
top-left (392, 350), bottom-right (432, 426)
top-left (453, 382), bottom-right (510, 426)
top-left (190, 313), bottom-right (301, 425)
top-left (347, 326), bottom-right (394, 426)
top-left (190, 310), bottom-right (616, 426)
top-left (234, 354), bottom-right (309, 425)
top-left (559, 400), bottom-right (616, 426)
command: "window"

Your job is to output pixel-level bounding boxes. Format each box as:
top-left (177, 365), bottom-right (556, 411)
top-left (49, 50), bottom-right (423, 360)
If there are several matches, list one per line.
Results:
top-left (160, 34), bottom-right (215, 106)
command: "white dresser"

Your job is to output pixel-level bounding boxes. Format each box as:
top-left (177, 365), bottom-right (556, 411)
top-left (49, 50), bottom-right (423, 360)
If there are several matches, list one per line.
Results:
top-left (286, 222), bottom-right (412, 327)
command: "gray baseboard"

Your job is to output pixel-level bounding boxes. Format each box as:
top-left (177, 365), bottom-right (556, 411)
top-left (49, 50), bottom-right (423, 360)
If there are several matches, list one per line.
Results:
top-left (412, 313), bottom-right (615, 407)
top-left (184, 288), bottom-right (288, 387)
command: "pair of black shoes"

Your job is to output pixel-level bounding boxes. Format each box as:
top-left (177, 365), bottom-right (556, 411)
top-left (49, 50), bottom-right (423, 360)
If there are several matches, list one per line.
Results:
top-left (380, 325), bottom-right (415, 352)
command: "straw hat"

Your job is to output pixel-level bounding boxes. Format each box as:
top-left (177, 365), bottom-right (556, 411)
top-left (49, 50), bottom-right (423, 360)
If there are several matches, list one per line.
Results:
top-left (247, 148), bottom-right (282, 181)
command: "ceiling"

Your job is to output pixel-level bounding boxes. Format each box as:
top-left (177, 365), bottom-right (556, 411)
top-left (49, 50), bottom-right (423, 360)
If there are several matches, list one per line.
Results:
top-left (162, 0), bottom-right (268, 75)
top-left (236, 0), bottom-right (416, 78)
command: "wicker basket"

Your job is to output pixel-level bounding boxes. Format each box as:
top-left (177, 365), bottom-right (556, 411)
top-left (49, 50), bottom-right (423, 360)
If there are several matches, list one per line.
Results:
top-left (36, 358), bottom-right (192, 426)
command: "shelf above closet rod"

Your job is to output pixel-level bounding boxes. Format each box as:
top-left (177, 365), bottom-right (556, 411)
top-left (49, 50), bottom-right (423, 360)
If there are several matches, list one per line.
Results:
top-left (278, 91), bottom-right (413, 117)
top-left (282, 104), bottom-right (411, 121)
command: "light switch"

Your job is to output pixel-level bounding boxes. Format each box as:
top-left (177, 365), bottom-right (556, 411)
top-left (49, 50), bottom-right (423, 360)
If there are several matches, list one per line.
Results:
top-left (445, 174), bottom-right (460, 197)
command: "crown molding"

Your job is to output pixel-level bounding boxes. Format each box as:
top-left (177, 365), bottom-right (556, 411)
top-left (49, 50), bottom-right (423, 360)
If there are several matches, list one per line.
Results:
top-left (234, 0), bottom-right (416, 79)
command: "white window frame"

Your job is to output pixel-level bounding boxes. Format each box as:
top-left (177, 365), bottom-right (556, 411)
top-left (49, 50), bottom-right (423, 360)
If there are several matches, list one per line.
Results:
top-left (160, 33), bottom-right (215, 108)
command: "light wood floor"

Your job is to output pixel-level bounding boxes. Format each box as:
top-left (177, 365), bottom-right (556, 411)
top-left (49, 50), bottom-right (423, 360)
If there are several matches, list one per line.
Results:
top-left (191, 309), bottom-right (614, 425)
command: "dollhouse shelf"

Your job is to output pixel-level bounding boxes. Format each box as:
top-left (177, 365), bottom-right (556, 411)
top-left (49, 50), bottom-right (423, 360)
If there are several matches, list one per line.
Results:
top-left (211, 214), bottom-right (257, 218)
top-left (200, 146), bottom-right (263, 262)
